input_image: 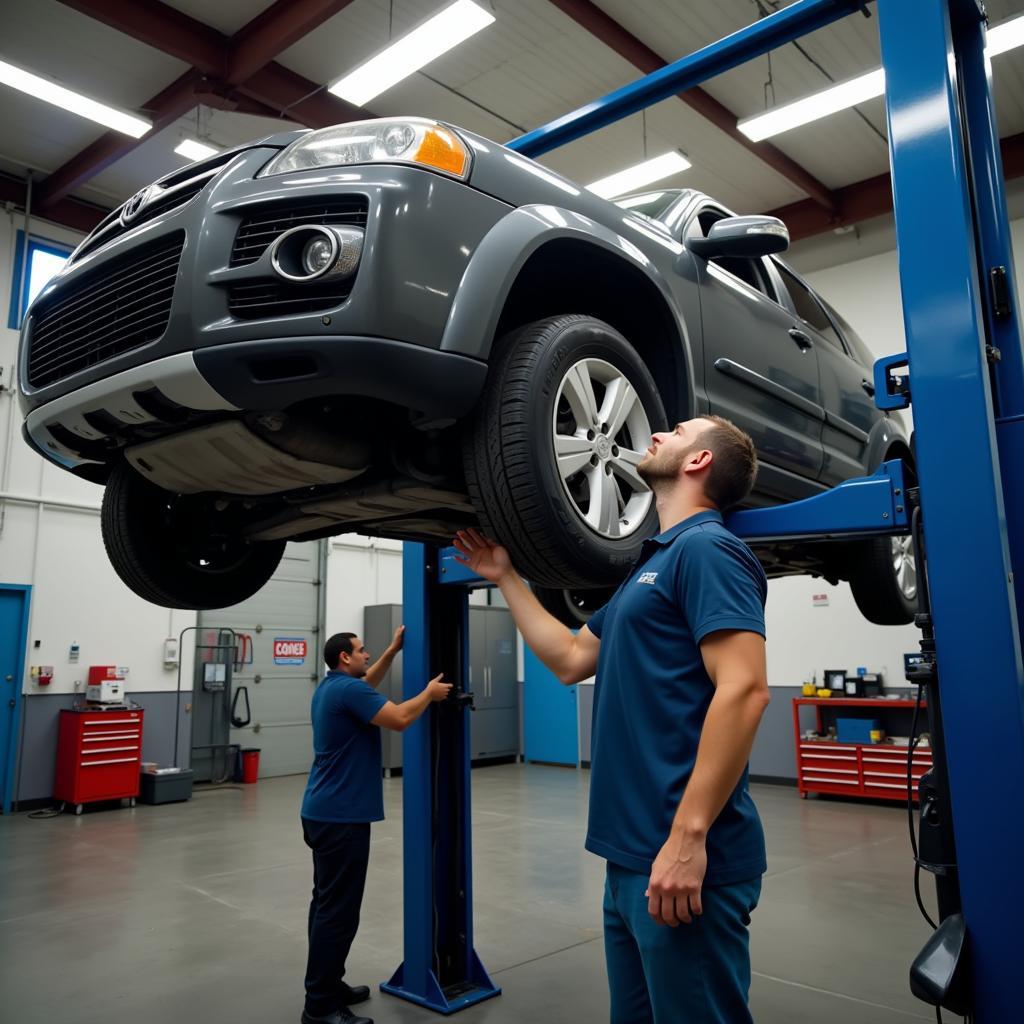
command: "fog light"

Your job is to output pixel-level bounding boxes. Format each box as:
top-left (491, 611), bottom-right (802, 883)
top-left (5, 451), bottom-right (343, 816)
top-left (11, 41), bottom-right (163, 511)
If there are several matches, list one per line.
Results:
top-left (270, 224), bottom-right (364, 283)
top-left (303, 236), bottom-right (335, 275)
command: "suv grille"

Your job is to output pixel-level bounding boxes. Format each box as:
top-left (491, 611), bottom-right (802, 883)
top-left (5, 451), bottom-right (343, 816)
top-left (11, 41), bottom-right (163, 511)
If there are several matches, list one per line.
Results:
top-left (27, 232), bottom-right (185, 389)
top-left (72, 152), bottom-right (235, 262)
top-left (227, 198), bottom-right (368, 319)
top-left (227, 278), bottom-right (358, 320)
top-left (229, 198), bottom-right (369, 267)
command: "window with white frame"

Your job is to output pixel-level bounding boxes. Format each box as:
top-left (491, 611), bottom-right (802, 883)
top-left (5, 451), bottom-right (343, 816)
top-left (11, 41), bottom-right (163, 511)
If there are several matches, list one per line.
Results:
top-left (7, 233), bottom-right (74, 329)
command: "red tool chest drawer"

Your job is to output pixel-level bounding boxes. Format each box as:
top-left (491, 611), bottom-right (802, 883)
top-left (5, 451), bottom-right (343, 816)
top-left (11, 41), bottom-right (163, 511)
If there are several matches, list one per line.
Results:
top-left (54, 708), bottom-right (144, 813)
top-left (793, 698), bottom-right (930, 804)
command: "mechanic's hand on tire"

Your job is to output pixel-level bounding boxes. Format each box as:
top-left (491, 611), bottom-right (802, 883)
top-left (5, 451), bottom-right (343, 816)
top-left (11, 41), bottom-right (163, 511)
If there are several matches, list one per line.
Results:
top-left (427, 674), bottom-right (452, 701)
top-left (453, 528), bottom-right (513, 584)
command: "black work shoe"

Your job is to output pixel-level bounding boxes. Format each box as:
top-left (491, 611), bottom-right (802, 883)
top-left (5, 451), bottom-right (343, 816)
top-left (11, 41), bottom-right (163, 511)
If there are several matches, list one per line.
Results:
top-left (301, 1010), bottom-right (373, 1024)
top-left (339, 983), bottom-right (371, 1006)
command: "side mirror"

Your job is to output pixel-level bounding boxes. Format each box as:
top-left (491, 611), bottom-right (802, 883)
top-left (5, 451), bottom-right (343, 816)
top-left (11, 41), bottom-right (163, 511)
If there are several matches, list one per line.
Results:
top-left (687, 215), bottom-right (790, 259)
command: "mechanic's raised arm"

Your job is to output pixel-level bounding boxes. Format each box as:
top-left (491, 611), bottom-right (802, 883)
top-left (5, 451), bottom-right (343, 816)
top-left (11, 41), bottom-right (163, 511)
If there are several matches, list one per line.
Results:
top-left (453, 529), bottom-right (599, 685)
top-left (364, 624), bottom-right (404, 688)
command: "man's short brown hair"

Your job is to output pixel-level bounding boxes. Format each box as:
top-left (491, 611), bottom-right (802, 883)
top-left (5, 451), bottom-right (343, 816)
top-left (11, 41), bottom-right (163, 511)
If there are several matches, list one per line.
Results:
top-left (695, 415), bottom-right (757, 510)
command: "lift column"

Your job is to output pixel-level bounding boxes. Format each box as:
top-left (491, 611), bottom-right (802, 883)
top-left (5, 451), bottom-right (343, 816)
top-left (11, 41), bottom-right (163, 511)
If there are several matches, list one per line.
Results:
top-left (381, 543), bottom-right (500, 1014)
top-left (878, 2), bottom-right (1024, 1018)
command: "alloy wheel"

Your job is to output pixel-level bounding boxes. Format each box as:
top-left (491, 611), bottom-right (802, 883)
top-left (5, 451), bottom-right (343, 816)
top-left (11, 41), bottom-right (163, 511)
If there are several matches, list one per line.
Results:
top-left (551, 357), bottom-right (653, 539)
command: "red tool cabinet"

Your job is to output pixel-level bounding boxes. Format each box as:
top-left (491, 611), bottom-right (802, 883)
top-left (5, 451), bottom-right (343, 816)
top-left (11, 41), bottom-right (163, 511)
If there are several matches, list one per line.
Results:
top-left (792, 698), bottom-right (932, 803)
top-left (55, 708), bottom-right (144, 814)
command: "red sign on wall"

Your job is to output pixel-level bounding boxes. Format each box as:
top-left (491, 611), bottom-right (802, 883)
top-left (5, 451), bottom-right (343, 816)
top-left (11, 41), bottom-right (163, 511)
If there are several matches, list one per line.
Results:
top-left (273, 638), bottom-right (307, 665)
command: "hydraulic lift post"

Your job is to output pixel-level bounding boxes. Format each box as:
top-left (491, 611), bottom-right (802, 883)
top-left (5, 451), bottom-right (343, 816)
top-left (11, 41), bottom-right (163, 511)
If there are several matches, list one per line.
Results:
top-left (381, 542), bottom-right (500, 1014)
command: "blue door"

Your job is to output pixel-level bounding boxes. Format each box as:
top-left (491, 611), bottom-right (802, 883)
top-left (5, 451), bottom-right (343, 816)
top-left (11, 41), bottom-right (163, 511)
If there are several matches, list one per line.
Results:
top-left (0, 585), bottom-right (30, 814)
top-left (523, 646), bottom-right (578, 766)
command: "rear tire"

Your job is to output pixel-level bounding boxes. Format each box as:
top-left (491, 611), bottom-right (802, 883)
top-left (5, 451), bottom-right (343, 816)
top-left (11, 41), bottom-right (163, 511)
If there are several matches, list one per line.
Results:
top-left (463, 315), bottom-right (667, 588)
top-left (101, 462), bottom-right (285, 609)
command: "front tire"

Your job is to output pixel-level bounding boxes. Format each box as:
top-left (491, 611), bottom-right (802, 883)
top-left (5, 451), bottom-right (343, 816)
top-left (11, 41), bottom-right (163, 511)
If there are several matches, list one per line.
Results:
top-left (464, 315), bottom-right (667, 588)
top-left (101, 462), bottom-right (285, 609)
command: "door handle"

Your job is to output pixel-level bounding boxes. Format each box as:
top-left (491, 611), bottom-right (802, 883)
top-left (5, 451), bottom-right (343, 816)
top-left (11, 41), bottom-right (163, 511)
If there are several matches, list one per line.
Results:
top-left (861, 379), bottom-right (876, 396)
top-left (788, 328), bottom-right (813, 350)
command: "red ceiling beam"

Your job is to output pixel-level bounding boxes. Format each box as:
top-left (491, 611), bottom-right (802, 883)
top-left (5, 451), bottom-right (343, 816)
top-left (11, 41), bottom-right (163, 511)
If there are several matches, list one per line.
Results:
top-left (42, 0), bottom-right (364, 208)
top-left (770, 131), bottom-right (1024, 241)
top-left (0, 174), bottom-right (109, 234)
top-left (546, 0), bottom-right (838, 213)
top-left (227, 0), bottom-right (356, 85)
top-left (58, 0), bottom-right (224, 74)
top-left (36, 69), bottom-right (206, 209)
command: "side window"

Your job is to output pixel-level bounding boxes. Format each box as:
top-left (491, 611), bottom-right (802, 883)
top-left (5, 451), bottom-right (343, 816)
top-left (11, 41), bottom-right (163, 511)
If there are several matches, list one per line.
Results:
top-left (694, 209), bottom-right (776, 301)
top-left (7, 233), bottom-right (73, 328)
top-left (775, 263), bottom-right (846, 351)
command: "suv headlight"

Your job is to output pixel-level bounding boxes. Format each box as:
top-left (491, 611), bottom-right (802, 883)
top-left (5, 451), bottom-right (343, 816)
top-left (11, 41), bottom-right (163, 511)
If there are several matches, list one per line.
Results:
top-left (260, 118), bottom-right (471, 179)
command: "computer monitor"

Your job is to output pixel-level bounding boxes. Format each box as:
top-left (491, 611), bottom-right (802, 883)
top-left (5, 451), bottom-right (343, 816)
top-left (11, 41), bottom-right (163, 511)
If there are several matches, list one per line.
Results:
top-left (824, 669), bottom-right (847, 690)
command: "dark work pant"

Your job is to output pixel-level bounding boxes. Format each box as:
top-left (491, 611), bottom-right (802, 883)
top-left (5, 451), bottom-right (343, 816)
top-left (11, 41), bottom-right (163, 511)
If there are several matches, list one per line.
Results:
top-left (604, 863), bottom-right (761, 1024)
top-left (302, 818), bottom-right (371, 1016)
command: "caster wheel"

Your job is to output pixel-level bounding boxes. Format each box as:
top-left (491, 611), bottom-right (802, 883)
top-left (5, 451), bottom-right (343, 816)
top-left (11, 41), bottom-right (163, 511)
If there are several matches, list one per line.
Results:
top-left (75, 804), bottom-right (83, 816)
top-left (129, 797), bottom-right (136, 808)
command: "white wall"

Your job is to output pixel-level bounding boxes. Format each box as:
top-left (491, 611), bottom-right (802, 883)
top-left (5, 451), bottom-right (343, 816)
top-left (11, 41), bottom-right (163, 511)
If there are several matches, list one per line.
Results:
top-left (324, 534), bottom-right (404, 641)
top-left (0, 207), bottom-right (196, 696)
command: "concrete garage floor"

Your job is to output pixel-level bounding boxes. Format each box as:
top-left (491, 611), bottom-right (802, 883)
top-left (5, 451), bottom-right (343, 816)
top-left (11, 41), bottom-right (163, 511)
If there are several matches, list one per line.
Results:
top-left (0, 765), bottom-right (937, 1024)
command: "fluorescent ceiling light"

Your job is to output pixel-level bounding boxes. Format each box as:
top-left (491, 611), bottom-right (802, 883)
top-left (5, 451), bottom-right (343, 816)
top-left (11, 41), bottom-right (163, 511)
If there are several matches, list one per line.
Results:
top-left (738, 13), bottom-right (1024, 142)
top-left (0, 58), bottom-right (150, 137)
top-left (738, 69), bottom-right (885, 142)
top-left (329, 0), bottom-right (495, 106)
top-left (587, 151), bottom-right (691, 199)
top-left (174, 139), bottom-right (219, 161)
top-left (987, 12), bottom-right (1024, 57)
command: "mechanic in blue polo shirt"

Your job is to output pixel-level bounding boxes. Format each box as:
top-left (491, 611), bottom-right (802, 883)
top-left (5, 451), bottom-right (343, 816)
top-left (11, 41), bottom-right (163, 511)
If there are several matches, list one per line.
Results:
top-left (454, 414), bottom-right (770, 1024)
top-left (300, 628), bottom-right (451, 1024)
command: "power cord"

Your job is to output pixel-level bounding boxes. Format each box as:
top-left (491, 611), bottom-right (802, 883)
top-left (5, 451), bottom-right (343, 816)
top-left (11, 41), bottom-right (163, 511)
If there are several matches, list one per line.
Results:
top-left (906, 501), bottom-right (970, 1024)
top-left (907, 681), bottom-right (937, 931)
top-left (904, 503), bottom-right (942, 931)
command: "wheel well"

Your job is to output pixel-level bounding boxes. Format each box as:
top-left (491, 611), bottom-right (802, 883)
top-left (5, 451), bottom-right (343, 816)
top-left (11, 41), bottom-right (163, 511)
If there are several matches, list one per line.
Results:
top-left (493, 239), bottom-right (690, 423)
top-left (884, 438), bottom-right (916, 478)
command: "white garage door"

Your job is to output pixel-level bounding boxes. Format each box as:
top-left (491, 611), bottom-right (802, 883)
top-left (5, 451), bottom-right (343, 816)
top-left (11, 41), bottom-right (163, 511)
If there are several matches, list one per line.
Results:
top-left (196, 540), bottom-right (325, 778)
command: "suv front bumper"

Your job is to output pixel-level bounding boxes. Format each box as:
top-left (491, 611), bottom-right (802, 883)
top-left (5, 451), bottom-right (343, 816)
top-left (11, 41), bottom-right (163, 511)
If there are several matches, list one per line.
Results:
top-left (18, 153), bottom-right (511, 470)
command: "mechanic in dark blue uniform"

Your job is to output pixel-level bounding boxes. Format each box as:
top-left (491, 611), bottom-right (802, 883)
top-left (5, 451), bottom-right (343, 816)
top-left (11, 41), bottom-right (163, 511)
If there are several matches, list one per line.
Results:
top-left (300, 628), bottom-right (450, 1024)
top-left (455, 415), bottom-right (770, 1024)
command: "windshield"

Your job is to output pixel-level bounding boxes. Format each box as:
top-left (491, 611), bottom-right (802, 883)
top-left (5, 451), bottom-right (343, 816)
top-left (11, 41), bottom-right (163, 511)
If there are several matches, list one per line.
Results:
top-left (614, 190), bottom-right (681, 222)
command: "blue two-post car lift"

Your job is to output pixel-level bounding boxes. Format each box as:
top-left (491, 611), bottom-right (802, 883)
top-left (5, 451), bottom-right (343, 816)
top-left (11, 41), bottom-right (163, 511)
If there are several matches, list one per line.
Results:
top-left (383, 1), bottom-right (1024, 1019)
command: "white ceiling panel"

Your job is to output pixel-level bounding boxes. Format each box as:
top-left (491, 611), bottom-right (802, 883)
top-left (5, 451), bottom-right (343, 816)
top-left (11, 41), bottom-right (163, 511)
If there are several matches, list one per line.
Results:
top-left (162, 0), bottom-right (278, 39)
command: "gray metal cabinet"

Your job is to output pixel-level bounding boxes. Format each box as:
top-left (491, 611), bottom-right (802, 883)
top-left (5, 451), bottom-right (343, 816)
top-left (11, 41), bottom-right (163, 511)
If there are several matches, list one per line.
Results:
top-left (365, 603), bottom-right (520, 769)
top-left (470, 607), bottom-right (519, 759)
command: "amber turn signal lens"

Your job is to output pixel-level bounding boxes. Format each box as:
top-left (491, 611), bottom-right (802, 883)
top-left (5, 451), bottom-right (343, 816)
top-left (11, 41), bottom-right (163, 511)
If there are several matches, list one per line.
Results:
top-left (414, 125), bottom-right (469, 177)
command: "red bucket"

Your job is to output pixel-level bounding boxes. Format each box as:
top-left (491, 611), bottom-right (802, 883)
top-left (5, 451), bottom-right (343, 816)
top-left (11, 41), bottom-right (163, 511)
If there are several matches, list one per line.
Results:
top-left (240, 748), bottom-right (261, 784)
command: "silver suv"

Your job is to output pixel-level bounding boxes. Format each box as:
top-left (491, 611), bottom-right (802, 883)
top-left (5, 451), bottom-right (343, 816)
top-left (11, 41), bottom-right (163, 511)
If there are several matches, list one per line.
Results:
top-left (18, 117), bottom-right (913, 623)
